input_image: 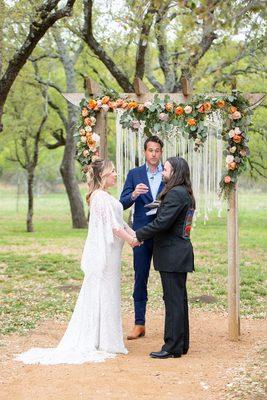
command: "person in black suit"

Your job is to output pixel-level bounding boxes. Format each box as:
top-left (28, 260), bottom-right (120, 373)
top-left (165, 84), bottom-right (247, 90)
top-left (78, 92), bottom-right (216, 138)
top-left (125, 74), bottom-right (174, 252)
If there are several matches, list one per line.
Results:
top-left (133, 156), bottom-right (195, 359)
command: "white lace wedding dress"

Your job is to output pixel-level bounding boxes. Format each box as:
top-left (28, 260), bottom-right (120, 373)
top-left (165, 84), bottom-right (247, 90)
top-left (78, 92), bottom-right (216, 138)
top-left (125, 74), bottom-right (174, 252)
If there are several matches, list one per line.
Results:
top-left (15, 190), bottom-right (128, 365)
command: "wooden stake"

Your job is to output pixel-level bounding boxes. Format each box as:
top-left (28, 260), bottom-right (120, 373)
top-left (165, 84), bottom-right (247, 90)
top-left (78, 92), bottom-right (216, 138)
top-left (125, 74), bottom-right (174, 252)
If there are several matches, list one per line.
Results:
top-left (227, 184), bottom-right (240, 340)
top-left (95, 109), bottom-right (108, 159)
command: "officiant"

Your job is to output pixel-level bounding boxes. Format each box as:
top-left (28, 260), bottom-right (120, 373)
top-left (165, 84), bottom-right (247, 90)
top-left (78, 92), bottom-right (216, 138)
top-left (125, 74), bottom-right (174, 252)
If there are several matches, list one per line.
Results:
top-left (120, 135), bottom-right (164, 340)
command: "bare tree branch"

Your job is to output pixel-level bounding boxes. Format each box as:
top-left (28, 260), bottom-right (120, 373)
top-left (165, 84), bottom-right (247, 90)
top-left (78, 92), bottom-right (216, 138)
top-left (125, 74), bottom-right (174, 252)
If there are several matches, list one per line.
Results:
top-left (0, 0), bottom-right (76, 131)
top-left (81, 0), bottom-right (134, 92)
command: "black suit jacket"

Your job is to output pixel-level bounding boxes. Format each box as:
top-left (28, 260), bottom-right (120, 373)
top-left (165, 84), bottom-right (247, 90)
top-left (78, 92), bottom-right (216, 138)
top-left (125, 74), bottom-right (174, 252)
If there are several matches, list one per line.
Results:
top-left (135, 185), bottom-right (194, 273)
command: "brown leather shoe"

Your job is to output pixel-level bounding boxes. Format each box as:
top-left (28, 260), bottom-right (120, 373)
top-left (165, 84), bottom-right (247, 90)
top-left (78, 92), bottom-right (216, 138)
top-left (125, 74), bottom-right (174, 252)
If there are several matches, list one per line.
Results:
top-left (127, 325), bottom-right (145, 340)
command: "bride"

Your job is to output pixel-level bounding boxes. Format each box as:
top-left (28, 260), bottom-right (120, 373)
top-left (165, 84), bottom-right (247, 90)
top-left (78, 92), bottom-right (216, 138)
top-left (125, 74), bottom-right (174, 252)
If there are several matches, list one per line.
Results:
top-left (15, 159), bottom-right (141, 365)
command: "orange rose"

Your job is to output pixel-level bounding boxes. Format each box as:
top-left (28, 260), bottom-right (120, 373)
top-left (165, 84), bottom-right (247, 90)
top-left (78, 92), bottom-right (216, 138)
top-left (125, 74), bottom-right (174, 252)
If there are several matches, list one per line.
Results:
top-left (230, 106), bottom-right (237, 113)
top-left (101, 96), bottom-right (110, 104)
top-left (86, 132), bottom-right (92, 138)
top-left (233, 134), bottom-right (242, 143)
top-left (137, 104), bottom-right (145, 112)
top-left (175, 106), bottom-right (184, 115)
top-left (128, 101), bottom-right (138, 109)
top-left (224, 176), bottom-right (231, 184)
top-left (228, 161), bottom-right (237, 170)
top-left (216, 100), bottom-right (225, 108)
top-left (121, 101), bottom-right (129, 109)
top-left (187, 118), bottom-right (196, 126)
top-left (82, 107), bottom-right (89, 117)
top-left (84, 117), bottom-right (93, 126)
top-left (203, 102), bottom-right (211, 112)
top-left (165, 102), bottom-right (173, 112)
top-left (88, 99), bottom-right (97, 109)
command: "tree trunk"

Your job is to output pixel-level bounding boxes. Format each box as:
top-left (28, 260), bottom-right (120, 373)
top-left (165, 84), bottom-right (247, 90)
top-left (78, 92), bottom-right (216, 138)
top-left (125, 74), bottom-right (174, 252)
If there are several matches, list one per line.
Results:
top-left (27, 170), bottom-right (34, 232)
top-left (60, 102), bottom-right (87, 229)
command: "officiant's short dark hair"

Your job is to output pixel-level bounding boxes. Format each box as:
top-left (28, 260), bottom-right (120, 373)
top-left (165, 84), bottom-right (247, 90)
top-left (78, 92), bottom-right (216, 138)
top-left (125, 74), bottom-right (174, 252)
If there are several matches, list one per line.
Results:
top-left (144, 136), bottom-right (164, 151)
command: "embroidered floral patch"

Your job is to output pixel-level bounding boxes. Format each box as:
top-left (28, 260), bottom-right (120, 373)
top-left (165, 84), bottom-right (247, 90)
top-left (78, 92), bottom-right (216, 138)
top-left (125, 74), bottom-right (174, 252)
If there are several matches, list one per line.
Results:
top-left (183, 208), bottom-right (194, 239)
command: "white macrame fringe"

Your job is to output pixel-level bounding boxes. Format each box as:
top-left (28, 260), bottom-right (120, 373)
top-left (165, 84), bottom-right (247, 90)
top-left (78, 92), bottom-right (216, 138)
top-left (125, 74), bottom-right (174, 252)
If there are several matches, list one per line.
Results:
top-left (115, 111), bottom-right (223, 224)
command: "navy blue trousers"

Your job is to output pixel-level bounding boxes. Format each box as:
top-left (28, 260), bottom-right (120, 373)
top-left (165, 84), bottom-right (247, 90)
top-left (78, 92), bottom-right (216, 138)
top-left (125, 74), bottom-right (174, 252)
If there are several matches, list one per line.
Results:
top-left (133, 238), bottom-right (153, 325)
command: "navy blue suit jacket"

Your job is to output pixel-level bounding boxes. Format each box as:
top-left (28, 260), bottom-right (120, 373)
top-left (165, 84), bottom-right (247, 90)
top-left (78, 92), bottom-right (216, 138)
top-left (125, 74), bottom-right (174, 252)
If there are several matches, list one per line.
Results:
top-left (120, 164), bottom-right (164, 230)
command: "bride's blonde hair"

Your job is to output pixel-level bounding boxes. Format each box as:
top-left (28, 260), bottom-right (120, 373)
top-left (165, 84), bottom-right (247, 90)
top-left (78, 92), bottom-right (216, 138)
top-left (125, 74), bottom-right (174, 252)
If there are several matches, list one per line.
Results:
top-left (84, 159), bottom-right (114, 204)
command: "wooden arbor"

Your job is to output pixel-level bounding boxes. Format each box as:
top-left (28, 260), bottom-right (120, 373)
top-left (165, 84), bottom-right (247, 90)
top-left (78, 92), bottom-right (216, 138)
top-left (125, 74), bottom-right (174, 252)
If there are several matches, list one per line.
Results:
top-left (63, 77), bottom-right (265, 341)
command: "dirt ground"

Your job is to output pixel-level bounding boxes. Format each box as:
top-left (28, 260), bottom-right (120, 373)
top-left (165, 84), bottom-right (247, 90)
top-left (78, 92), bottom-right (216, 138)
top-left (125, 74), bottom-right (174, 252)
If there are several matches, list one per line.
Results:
top-left (0, 310), bottom-right (266, 400)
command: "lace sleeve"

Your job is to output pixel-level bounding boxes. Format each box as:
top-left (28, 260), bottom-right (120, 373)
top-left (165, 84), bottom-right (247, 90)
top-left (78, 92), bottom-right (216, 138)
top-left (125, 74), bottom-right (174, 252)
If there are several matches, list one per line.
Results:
top-left (80, 190), bottom-right (122, 276)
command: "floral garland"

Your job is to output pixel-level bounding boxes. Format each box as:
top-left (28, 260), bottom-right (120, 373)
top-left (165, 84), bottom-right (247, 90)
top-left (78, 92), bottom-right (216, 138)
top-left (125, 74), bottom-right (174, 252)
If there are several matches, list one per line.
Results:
top-left (75, 90), bottom-right (252, 197)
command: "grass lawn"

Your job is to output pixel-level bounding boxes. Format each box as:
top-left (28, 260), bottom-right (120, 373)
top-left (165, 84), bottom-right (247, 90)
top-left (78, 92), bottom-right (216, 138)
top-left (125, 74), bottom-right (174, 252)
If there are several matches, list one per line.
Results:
top-left (0, 184), bottom-right (266, 336)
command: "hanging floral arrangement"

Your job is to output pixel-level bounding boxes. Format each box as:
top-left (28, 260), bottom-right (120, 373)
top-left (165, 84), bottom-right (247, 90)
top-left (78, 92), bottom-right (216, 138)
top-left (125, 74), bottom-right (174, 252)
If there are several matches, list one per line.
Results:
top-left (75, 89), bottom-right (252, 197)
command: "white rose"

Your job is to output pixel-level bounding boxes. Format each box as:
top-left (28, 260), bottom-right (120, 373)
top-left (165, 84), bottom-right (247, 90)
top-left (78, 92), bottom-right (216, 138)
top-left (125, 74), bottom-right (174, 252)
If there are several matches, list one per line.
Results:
top-left (184, 105), bottom-right (192, 114)
top-left (85, 126), bottom-right (92, 132)
top-left (90, 117), bottom-right (96, 124)
top-left (79, 128), bottom-right (86, 136)
top-left (101, 104), bottom-right (109, 112)
top-left (226, 155), bottom-right (234, 164)
top-left (228, 129), bottom-right (235, 138)
top-left (195, 138), bottom-right (202, 145)
top-left (234, 127), bottom-right (241, 135)
top-left (81, 136), bottom-right (87, 143)
top-left (97, 100), bottom-right (102, 107)
top-left (230, 146), bottom-right (236, 153)
top-left (92, 133), bottom-right (100, 143)
top-left (144, 101), bottom-right (152, 108)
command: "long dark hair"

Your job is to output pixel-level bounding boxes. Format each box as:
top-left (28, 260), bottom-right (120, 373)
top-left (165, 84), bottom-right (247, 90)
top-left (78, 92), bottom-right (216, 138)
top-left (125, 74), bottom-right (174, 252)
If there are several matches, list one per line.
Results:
top-left (159, 156), bottom-right (196, 208)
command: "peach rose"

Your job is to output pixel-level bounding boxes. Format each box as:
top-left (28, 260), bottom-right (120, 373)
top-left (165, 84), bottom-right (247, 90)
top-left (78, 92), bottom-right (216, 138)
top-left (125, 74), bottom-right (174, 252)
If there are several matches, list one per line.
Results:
top-left (108, 101), bottom-right (117, 109)
top-left (137, 104), bottom-right (145, 112)
top-left (82, 107), bottom-right (89, 117)
top-left (239, 149), bottom-right (247, 157)
top-left (165, 103), bottom-right (173, 112)
top-left (116, 99), bottom-right (124, 107)
top-left (216, 100), bottom-right (225, 108)
top-left (197, 104), bottom-right (205, 113)
top-left (175, 106), bottom-right (184, 115)
top-left (83, 150), bottom-right (89, 157)
top-left (231, 111), bottom-right (241, 120)
top-left (81, 136), bottom-right (87, 143)
top-left (187, 118), bottom-right (196, 126)
top-left (224, 176), bottom-right (231, 184)
top-left (84, 117), bottom-right (92, 126)
top-left (233, 134), bottom-right (242, 144)
top-left (195, 138), bottom-right (202, 145)
top-left (228, 162), bottom-right (237, 171)
top-left (79, 128), bottom-right (86, 136)
top-left (86, 131), bottom-right (92, 138)
top-left (121, 101), bottom-right (129, 109)
top-left (101, 96), bottom-right (110, 104)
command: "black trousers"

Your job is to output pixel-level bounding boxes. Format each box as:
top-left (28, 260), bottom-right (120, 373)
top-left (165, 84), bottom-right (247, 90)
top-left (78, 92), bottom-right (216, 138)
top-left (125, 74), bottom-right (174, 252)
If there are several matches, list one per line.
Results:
top-left (160, 271), bottom-right (189, 354)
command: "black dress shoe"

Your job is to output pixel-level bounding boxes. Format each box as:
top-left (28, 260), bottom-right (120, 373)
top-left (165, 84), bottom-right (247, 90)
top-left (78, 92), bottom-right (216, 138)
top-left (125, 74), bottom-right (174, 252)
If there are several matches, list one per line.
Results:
top-left (149, 350), bottom-right (181, 359)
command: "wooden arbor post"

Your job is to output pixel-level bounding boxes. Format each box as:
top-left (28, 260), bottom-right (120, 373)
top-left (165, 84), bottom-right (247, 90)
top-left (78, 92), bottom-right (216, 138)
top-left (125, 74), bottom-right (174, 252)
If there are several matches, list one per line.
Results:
top-left (86, 78), bottom-right (108, 159)
top-left (227, 185), bottom-right (240, 340)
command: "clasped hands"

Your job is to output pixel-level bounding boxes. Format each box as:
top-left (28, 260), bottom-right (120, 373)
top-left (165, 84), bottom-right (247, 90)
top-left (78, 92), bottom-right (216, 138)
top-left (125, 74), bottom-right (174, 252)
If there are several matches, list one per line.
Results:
top-left (130, 235), bottom-right (143, 248)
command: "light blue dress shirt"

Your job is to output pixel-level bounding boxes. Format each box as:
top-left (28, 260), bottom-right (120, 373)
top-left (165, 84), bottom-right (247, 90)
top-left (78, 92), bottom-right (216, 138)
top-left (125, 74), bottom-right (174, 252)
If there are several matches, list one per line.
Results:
top-left (146, 163), bottom-right (163, 200)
